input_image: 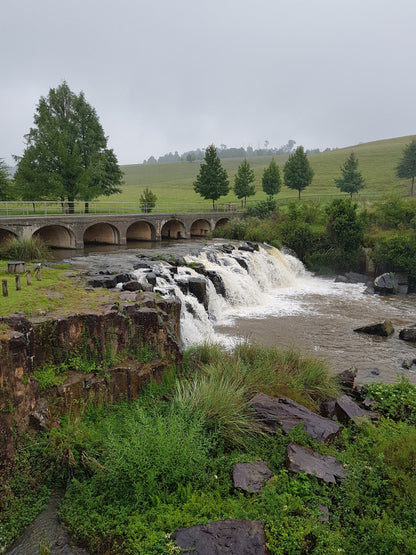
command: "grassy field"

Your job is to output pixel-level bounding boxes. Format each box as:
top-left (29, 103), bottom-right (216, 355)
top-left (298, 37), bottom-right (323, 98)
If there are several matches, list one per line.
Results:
top-left (116, 135), bottom-right (416, 208)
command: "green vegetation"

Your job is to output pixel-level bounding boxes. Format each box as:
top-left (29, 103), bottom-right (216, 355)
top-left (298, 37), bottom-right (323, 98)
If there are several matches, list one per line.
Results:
top-left (262, 158), bottom-right (281, 199)
top-left (13, 82), bottom-right (123, 212)
top-left (396, 139), bottom-right (416, 197)
top-left (0, 236), bottom-right (50, 262)
top-left (334, 153), bottom-right (365, 198)
top-left (3, 350), bottom-right (416, 554)
top-left (139, 187), bottom-right (157, 213)
top-left (0, 261), bottom-right (115, 318)
top-left (0, 159), bottom-right (13, 200)
top-left (233, 159), bottom-right (255, 207)
top-left (283, 146), bottom-right (314, 200)
top-left (193, 145), bottom-right (230, 208)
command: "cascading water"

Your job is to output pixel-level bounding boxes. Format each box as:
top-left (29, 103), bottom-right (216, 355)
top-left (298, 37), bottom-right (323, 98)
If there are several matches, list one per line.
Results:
top-left (133, 243), bottom-right (307, 348)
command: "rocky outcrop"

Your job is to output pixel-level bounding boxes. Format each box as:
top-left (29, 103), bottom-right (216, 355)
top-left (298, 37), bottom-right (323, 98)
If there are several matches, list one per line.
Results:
top-left (286, 443), bottom-right (347, 484)
top-left (0, 293), bottom-right (181, 464)
top-left (172, 519), bottom-right (269, 555)
top-left (232, 462), bottom-right (273, 493)
top-left (250, 393), bottom-right (341, 443)
top-left (353, 320), bottom-right (394, 337)
top-left (399, 325), bottom-right (416, 343)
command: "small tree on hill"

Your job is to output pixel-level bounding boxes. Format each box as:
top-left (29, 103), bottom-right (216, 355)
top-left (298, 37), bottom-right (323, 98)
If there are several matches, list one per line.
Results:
top-left (234, 159), bottom-right (255, 207)
top-left (193, 145), bottom-right (229, 208)
top-left (139, 187), bottom-right (157, 213)
top-left (396, 139), bottom-right (416, 197)
top-left (262, 158), bottom-right (281, 199)
top-left (334, 152), bottom-right (365, 198)
top-left (283, 146), bottom-right (314, 200)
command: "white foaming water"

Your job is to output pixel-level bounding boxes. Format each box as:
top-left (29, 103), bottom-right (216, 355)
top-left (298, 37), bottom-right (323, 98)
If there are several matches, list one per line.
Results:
top-left (133, 244), bottom-right (314, 348)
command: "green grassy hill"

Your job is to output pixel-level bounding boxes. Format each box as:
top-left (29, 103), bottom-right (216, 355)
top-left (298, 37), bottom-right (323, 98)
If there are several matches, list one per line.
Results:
top-left (113, 135), bottom-right (416, 208)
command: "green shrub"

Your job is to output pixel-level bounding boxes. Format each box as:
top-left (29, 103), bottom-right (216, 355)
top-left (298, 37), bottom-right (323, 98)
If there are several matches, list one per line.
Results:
top-left (33, 365), bottom-right (66, 390)
top-left (0, 236), bottom-right (50, 261)
top-left (366, 376), bottom-right (416, 424)
top-left (245, 198), bottom-right (277, 219)
top-left (371, 230), bottom-right (416, 278)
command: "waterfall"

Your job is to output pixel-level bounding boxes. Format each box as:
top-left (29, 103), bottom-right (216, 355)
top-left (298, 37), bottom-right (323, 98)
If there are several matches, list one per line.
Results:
top-left (132, 243), bottom-right (308, 349)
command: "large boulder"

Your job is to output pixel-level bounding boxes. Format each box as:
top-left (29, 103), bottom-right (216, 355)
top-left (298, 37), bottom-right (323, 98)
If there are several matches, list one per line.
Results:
top-left (399, 325), bottom-right (416, 343)
top-left (353, 320), bottom-right (394, 337)
top-left (188, 277), bottom-right (208, 309)
top-left (250, 393), bottom-right (341, 443)
top-left (232, 462), bottom-right (273, 493)
top-left (205, 270), bottom-right (227, 298)
top-left (286, 443), bottom-right (347, 483)
top-left (171, 519), bottom-right (269, 555)
top-left (373, 273), bottom-right (398, 295)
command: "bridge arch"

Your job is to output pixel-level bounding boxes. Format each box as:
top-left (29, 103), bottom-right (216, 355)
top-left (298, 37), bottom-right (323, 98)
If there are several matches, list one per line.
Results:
top-left (126, 221), bottom-right (156, 241)
top-left (33, 225), bottom-right (75, 249)
top-left (0, 228), bottom-right (17, 243)
top-left (161, 219), bottom-right (186, 240)
top-left (214, 217), bottom-right (230, 229)
top-left (190, 218), bottom-right (211, 237)
top-left (83, 222), bottom-right (120, 245)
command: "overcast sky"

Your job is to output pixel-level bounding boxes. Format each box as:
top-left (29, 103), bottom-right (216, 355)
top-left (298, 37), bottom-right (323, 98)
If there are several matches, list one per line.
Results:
top-left (1, 0), bottom-right (415, 165)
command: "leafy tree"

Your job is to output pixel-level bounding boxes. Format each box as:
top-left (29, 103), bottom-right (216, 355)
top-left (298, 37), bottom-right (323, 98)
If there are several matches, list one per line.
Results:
top-left (283, 146), bottom-right (314, 200)
top-left (334, 152), bottom-right (365, 198)
top-left (396, 139), bottom-right (416, 197)
top-left (325, 198), bottom-right (364, 252)
top-left (234, 159), bottom-right (255, 207)
top-left (14, 82), bottom-right (123, 213)
top-left (193, 145), bottom-right (229, 208)
top-left (262, 158), bottom-right (281, 199)
top-left (139, 188), bottom-right (157, 213)
top-left (0, 159), bottom-right (12, 200)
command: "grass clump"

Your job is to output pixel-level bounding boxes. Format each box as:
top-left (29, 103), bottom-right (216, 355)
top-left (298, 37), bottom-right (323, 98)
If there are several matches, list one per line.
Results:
top-left (0, 236), bottom-right (50, 262)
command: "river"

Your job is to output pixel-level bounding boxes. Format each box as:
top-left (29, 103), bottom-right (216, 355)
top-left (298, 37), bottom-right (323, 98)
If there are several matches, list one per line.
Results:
top-left (59, 239), bottom-right (416, 385)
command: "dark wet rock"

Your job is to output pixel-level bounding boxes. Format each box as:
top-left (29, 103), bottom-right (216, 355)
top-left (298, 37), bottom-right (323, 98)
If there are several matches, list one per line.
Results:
top-left (354, 384), bottom-right (368, 398)
top-left (399, 325), bottom-right (416, 343)
top-left (374, 273), bottom-right (398, 295)
top-left (334, 275), bottom-right (348, 283)
top-left (320, 397), bottom-right (337, 419)
top-left (334, 395), bottom-right (368, 424)
top-left (220, 244), bottom-right (235, 254)
top-left (250, 393), bottom-right (341, 443)
top-left (363, 397), bottom-right (377, 410)
top-left (344, 272), bottom-right (368, 284)
top-left (363, 285), bottom-right (375, 295)
top-left (189, 262), bottom-right (206, 275)
top-left (133, 261), bottom-right (151, 270)
top-left (175, 278), bottom-right (189, 295)
top-left (29, 399), bottom-right (49, 431)
top-left (171, 519), bottom-right (268, 555)
top-left (354, 320), bottom-right (394, 337)
top-left (235, 257), bottom-right (249, 271)
top-left (205, 270), bottom-right (227, 297)
top-left (114, 272), bottom-right (134, 284)
top-left (188, 277), bottom-right (208, 309)
top-left (122, 280), bottom-right (142, 292)
top-left (86, 275), bottom-right (117, 289)
top-left (402, 358), bottom-right (416, 369)
top-left (232, 461), bottom-right (273, 493)
top-left (368, 367), bottom-right (380, 376)
top-left (145, 272), bottom-right (157, 286)
top-left (286, 443), bottom-right (347, 484)
top-left (238, 243), bottom-right (255, 253)
top-left (246, 241), bottom-right (260, 251)
top-left (337, 368), bottom-right (357, 392)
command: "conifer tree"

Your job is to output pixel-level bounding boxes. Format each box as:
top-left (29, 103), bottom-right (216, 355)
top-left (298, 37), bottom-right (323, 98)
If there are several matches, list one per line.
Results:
top-left (262, 158), bottom-right (281, 199)
top-left (396, 139), bottom-right (416, 197)
top-left (283, 146), bottom-right (314, 200)
top-left (234, 159), bottom-right (255, 207)
top-left (334, 152), bottom-right (365, 198)
top-left (193, 145), bottom-right (229, 208)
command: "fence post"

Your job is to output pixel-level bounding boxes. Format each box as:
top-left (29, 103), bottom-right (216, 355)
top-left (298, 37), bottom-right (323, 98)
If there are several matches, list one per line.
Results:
top-left (2, 280), bottom-right (8, 297)
top-left (26, 270), bottom-right (32, 286)
top-left (15, 274), bottom-right (21, 291)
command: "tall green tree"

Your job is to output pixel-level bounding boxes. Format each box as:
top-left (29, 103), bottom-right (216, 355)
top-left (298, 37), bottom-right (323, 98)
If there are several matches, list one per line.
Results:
top-left (193, 145), bottom-right (229, 208)
top-left (262, 158), bottom-right (281, 199)
top-left (396, 139), bottom-right (416, 197)
top-left (14, 82), bottom-right (123, 212)
top-left (334, 152), bottom-right (365, 198)
top-left (234, 159), bottom-right (255, 207)
top-left (0, 159), bottom-right (12, 200)
top-left (283, 146), bottom-right (314, 200)
top-left (139, 187), bottom-right (157, 213)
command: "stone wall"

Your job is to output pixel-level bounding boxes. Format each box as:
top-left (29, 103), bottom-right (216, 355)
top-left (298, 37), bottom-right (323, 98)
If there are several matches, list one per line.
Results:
top-left (0, 293), bottom-right (181, 464)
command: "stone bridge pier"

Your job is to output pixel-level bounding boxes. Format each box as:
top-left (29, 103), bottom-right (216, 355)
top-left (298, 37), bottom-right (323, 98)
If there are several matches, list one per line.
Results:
top-left (0, 212), bottom-right (237, 249)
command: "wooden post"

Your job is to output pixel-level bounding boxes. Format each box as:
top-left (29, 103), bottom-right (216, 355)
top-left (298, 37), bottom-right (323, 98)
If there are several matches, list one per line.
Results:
top-left (15, 274), bottom-right (21, 291)
top-left (35, 264), bottom-right (42, 281)
top-left (26, 270), bottom-right (32, 286)
top-left (2, 280), bottom-right (8, 297)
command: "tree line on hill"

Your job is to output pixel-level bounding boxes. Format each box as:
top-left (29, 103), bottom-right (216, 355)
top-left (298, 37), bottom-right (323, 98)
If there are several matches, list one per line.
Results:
top-left (1, 81), bottom-right (416, 210)
top-left (142, 140), bottom-right (325, 165)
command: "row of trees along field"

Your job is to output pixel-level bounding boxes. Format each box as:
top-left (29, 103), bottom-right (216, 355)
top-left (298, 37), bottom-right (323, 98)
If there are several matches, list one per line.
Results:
top-left (1, 81), bottom-right (416, 208)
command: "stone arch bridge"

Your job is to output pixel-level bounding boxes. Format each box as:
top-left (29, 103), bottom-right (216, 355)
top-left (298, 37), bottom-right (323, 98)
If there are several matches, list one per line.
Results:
top-left (0, 212), bottom-right (238, 249)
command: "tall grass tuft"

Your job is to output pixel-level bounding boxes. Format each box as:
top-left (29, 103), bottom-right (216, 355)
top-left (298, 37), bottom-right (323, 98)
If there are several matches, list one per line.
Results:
top-left (0, 236), bottom-right (50, 261)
